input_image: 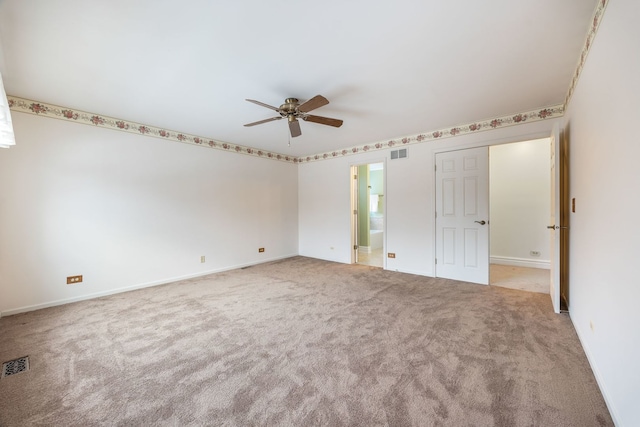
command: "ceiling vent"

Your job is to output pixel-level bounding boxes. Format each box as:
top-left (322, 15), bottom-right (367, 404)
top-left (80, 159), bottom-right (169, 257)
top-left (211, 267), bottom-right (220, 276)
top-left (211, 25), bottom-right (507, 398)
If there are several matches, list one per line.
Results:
top-left (390, 148), bottom-right (408, 160)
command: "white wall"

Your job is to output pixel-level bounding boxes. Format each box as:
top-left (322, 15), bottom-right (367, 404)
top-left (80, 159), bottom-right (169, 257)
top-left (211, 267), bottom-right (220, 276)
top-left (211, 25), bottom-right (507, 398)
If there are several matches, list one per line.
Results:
top-left (489, 139), bottom-right (550, 268)
top-left (0, 112), bottom-right (298, 315)
top-left (563, 0), bottom-right (640, 425)
top-left (299, 119), bottom-right (560, 277)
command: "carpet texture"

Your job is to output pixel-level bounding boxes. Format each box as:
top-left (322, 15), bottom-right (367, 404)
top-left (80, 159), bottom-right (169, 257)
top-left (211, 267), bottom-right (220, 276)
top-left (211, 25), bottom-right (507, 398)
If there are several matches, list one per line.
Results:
top-left (0, 257), bottom-right (612, 426)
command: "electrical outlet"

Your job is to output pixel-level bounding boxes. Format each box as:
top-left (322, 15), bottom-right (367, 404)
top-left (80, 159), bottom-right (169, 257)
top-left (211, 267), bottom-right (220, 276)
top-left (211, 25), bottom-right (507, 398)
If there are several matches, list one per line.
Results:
top-left (388, 253), bottom-right (396, 258)
top-left (200, 256), bottom-right (205, 263)
top-left (258, 248), bottom-right (265, 253)
top-left (530, 250), bottom-right (540, 257)
top-left (67, 275), bottom-right (83, 284)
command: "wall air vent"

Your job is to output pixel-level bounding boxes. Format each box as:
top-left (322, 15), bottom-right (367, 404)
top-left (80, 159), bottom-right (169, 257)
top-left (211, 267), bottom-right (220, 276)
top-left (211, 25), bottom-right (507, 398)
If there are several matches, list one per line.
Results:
top-left (390, 148), bottom-right (408, 160)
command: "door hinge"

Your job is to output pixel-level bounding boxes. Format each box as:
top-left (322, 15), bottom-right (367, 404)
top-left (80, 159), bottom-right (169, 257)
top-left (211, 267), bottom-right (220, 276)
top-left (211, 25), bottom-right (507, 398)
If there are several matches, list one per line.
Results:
top-left (353, 174), bottom-right (357, 179)
top-left (435, 258), bottom-right (437, 264)
top-left (435, 211), bottom-right (437, 218)
top-left (354, 245), bottom-right (358, 250)
top-left (353, 209), bottom-right (358, 215)
top-left (435, 164), bottom-right (437, 172)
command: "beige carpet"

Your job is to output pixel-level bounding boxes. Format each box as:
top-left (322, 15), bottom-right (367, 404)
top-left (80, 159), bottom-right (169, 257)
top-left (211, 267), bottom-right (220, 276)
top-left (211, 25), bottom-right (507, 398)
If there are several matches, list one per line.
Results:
top-left (0, 257), bottom-right (611, 426)
top-left (490, 264), bottom-right (550, 294)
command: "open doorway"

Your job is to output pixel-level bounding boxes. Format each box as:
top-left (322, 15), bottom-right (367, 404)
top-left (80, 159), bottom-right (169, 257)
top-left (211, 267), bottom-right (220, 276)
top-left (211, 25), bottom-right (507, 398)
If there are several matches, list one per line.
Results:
top-left (489, 138), bottom-right (551, 294)
top-left (351, 162), bottom-right (384, 268)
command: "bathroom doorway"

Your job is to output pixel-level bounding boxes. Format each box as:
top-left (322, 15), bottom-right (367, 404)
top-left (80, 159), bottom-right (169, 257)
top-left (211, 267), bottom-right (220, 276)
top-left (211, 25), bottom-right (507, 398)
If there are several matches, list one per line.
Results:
top-left (351, 162), bottom-right (384, 268)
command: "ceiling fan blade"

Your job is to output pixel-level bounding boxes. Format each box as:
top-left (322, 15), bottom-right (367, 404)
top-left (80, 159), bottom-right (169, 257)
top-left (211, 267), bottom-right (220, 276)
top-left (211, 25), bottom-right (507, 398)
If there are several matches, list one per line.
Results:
top-left (244, 116), bottom-right (283, 127)
top-left (298, 95), bottom-right (329, 113)
top-left (289, 118), bottom-right (302, 138)
top-left (303, 114), bottom-right (343, 128)
top-left (246, 99), bottom-right (280, 112)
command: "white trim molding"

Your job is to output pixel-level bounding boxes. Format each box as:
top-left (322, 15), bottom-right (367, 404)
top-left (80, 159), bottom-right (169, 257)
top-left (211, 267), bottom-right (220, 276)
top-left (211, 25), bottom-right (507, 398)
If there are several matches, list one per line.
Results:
top-left (0, 254), bottom-right (298, 318)
top-left (490, 256), bottom-right (550, 270)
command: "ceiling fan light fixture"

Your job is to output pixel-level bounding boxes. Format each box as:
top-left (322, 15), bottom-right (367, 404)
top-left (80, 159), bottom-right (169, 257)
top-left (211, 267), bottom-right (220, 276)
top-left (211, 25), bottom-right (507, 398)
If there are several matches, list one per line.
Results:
top-left (288, 115), bottom-right (302, 138)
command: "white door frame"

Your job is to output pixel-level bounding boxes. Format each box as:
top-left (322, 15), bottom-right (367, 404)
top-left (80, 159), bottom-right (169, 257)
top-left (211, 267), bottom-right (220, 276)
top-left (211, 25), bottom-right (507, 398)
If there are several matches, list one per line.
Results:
top-left (549, 124), bottom-right (562, 313)
top-left (350, 165), bottom-right (359, 264)
top-left (349, 159), bottom-right (387, 268)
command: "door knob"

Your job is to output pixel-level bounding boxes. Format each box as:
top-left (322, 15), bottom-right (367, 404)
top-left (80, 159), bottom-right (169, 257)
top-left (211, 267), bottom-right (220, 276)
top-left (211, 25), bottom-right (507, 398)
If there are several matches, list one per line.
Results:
top-left (547, 225), bottom-right (568, 230)
top-left (474, 220), bottom-right (486, 225)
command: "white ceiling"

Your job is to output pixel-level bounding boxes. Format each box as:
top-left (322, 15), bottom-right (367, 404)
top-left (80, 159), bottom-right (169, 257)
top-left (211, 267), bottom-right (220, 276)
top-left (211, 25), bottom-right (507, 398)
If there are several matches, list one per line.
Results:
top-left (0, 0), bottom-right (597, 157)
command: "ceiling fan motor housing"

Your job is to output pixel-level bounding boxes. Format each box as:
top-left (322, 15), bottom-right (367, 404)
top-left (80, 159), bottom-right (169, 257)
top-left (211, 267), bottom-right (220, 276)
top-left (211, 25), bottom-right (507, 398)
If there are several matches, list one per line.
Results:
top-left (280, 98), bottom-right (300, 117)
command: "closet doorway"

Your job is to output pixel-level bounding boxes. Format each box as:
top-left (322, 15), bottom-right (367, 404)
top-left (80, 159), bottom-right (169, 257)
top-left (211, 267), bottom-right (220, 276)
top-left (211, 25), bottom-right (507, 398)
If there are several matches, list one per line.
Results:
top-left (489, 138), bottom-right (551, 295)
top-left (434, 138), bottom-right (553, 294)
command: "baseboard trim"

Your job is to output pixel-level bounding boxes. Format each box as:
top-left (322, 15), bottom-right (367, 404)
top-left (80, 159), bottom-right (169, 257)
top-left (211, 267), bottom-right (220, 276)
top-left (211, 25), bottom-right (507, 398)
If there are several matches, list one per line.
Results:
top-left (386, 267), bottom-right (433, 277)
top-left (569, 312), bottom-right (620, 426)
top-left (490, 256), bottom-right (550, 270)
top-left (0, 254), bottom-right (298, 318)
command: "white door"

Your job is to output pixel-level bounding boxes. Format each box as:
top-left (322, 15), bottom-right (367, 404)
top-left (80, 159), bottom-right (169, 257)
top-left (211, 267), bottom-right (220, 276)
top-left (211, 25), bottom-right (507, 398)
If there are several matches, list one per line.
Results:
top-left (549, 126), bottom-right (561, 313)
top-left (435, 147), bottom-right (489, 284)
top-left (350, 166), bottom-right (359, 263)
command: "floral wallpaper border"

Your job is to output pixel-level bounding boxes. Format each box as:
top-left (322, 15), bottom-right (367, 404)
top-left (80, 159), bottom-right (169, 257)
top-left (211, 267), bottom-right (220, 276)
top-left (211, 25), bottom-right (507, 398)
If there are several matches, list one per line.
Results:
top-left (296, 105), bottom-right (564, 163)
top-left (564, 0), bottom-right (609, 108)
top-left (7, 96), bottom-right (298, 164)
top-left (9, 95), bottom-right (564, 165)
